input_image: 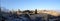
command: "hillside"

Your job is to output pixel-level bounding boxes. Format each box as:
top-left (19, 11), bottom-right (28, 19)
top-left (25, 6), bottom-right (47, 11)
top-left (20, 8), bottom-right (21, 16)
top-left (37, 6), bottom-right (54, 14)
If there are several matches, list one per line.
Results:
top-left (37, 10), bottom-right (60, 16)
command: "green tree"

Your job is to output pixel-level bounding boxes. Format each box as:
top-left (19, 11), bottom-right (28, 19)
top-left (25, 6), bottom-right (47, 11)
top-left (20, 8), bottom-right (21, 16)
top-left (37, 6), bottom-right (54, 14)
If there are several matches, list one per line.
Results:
top-left (23, 10), bottom-right (33, 13)
top-left (35, 9), bottom-right (37, 14)
top-left (18, 9), bottom-right (21, 13)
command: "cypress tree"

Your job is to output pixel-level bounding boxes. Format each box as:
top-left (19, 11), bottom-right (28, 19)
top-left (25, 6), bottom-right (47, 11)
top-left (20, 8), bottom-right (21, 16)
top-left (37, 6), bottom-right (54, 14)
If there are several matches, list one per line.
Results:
top-left (35, 9), bottom-right (37, 14)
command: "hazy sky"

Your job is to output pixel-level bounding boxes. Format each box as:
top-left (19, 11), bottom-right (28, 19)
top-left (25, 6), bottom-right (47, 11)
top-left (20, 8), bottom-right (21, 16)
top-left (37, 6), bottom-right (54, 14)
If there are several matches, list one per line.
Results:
top-left (1, 0), bottom-right (60, 10)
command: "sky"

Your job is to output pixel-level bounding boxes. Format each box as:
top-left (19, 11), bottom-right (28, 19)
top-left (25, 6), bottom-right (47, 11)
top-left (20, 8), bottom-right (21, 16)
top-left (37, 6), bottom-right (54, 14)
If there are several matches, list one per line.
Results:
top-left (1, 0), bottom-right (60, 10)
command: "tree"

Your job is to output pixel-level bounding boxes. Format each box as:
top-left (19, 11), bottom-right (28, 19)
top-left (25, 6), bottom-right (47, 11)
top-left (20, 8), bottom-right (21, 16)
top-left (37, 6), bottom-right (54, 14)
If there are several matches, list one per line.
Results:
top-left (0, 7), bottom-right (1, 14)
top-left (0, 7), bottom-right (1, 12)
top-left (18, 9), bottom-right (21, 13)
top-left (22, 10), bottom-right (33, 14)
top-left (35, 9), bottom-right (37, 14)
